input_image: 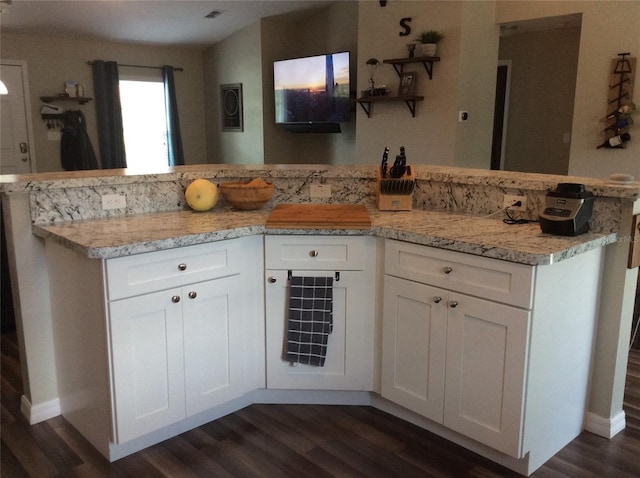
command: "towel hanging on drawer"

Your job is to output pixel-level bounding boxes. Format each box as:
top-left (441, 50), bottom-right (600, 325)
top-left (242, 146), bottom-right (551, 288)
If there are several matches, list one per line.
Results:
top-left (284, 276), bottom-right (333, 367)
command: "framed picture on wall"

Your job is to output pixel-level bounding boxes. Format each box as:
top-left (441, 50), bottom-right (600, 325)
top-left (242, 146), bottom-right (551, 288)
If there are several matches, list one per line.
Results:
top-left (397, 72), bottom-right (417, 97)
top-left (220, 83), bottom-right (243, 132)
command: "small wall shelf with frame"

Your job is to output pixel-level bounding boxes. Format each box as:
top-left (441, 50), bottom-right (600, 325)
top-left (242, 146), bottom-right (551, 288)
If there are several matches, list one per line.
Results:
top-left (356, 55), bottom-right (439, 118)
top-left (383, 55), bottom-right (441, 79)
top-left (355, 95), bottom-right (425, 118)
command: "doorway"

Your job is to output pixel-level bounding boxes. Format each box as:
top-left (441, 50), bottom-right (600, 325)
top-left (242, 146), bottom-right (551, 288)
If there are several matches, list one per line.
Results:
top-left (494, 14), bottom-right (582, 174)
top-left (491, 61), bottom-right (511, 170)
top-left (0, 61), bottom-right (36, 174)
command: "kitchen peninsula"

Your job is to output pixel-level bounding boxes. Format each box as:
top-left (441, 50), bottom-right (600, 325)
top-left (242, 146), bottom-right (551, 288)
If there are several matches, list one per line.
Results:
top-left (2, 164), bottom-right (638, 476)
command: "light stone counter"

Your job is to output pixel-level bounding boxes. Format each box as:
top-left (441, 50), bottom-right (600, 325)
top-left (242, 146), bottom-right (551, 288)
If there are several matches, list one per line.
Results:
top-left (33, 204), bottom-right (616, 266)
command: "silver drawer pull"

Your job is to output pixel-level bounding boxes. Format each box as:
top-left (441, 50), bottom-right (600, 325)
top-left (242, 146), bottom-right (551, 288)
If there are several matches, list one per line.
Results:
top-left (268, 276), bottom-right (277, 283)
top-left (309, 250), bottom-right (319, 257)
top-left (178, 263), bottom-right (187, 271)
top-left (433, 296), bottom-right (442, 303)
top-left (171, 295), bottom-right (181, 303)
top-left (443, 266), bottom-right (453, 274)
top-left (449, 300), bottom-right (459, 308)
top-left (188, 291), bottom-right (197, 299)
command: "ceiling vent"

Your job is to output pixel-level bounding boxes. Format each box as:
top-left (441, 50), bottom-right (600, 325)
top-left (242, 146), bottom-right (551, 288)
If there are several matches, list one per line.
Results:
top-left (205, 10), bottom-right (223, 19)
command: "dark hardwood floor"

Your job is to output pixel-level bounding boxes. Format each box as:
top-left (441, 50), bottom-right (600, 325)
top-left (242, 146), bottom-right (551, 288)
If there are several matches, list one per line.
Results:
top-left (2, 329), bottom-right (640, 478)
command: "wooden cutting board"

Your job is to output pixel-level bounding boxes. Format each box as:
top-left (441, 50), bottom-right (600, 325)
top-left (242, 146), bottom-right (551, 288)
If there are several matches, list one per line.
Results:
top-left (265, 204), bottom-right (371, 229)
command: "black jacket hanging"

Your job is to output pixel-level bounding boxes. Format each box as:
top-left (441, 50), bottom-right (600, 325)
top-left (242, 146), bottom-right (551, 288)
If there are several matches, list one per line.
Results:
top-left (60, 110), bottom-right (99, 171)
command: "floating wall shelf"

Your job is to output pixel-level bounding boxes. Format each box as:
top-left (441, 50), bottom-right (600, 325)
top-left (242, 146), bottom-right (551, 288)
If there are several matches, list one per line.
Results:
top-left (356, 55), bottom-right (439, 118)
top-left (383, 55), bottom-right (441, 79)
top-left (40, 95), bottom-right (93, 120)
top-left (40, 95), bottom-right (93, 105)
top-left (355, 95), bottom-right (425, 118)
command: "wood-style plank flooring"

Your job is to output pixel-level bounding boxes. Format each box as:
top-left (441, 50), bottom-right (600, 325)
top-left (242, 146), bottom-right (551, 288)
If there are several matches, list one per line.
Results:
top-left (2, 329), bottom-right (640, 477)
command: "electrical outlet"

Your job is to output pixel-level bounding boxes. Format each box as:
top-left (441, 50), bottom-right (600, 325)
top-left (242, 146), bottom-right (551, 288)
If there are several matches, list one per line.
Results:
top-left (503, 194), bottom-right (527, 212)
top-left (102, 194), bottom-right (127, 210)
top-left (310, 184), bottom-right (331, 198)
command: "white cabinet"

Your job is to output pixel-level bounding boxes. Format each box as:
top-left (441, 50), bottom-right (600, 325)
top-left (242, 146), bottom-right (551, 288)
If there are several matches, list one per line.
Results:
top-left (443, 291), bottom-right (529, 457)
top-left (382, 239), bottom-right (603, 470)
top-left (46, 237), bottom-right (263, 458)
top-left (382, 273), bottom-right (529, 457)
top-left (109, 275), bottom-right (243, 443)
top-left (265, 235), bottom-right (375, 391)
top-left (381, 276), bottom-right (447, 421)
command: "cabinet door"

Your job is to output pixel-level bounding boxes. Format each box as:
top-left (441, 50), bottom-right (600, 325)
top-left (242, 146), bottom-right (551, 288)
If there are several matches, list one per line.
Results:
top-left (443, 293), bottom-right (530, 458)
top-left (381, 275), bottom-right (447, 422)
top-left (265, 269), bottom-right (372, 390)
top-left (183, 275), bottom-right (244, 416)
top-left (109, 289), bottom-right (186, 443)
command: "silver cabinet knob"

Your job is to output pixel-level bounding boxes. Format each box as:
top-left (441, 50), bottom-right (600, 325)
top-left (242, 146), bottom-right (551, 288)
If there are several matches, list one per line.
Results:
top-left (443, 266), bottom-right (453, 274)
top-left (433, 296), bottom-right (442, 303)
top-left (309, 250), bottom-right (319, 257)
top-left (178, 263), bottom-right (187, 271)
top-left (268, 276), bottom-right (277, 283)
top-left (171, 295), bottom-right (181, 303)
top-left (188, 291), bottom-right (197, 299)
top-left (449, 300), bottom-right (459, 308)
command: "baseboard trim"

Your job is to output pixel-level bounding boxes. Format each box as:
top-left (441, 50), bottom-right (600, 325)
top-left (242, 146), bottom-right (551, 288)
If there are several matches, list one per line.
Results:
top-left (20, 395), bottom-right (61, 425)
top-left (584, 411), bottom-right (626, 438)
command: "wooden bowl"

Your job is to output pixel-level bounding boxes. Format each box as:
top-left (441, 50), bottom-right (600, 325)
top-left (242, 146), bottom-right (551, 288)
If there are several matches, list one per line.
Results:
top-left (219, 179), bottom-right (274, 210)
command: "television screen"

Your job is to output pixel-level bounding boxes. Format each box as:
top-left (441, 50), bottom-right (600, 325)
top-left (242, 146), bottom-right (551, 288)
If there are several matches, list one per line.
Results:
top-left (274, 51), bottom-right (350, 125)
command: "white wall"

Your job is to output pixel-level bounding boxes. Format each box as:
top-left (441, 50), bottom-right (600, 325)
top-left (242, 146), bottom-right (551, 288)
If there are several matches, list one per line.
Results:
top-left (203, 2), bottom-right (358, 166)
top-left (0, 33), bottom-right (207, 172)
top-left (495, 0), bottom-right (640, 179)
top-left (454, 0), bottom-right (500, 170)
top-left (499, 27), bottom-right (581, 175)
top-left (203, 22), bottom-right (265, 165)
top-left (261, 2), bottom-right (358, 165)
top-left (355, 0), bottom-right (466, 167)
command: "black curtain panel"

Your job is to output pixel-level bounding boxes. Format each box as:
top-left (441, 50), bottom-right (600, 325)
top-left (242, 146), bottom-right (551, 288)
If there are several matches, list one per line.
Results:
top-left (92, 60), bottom-right (127, 169)
top-left (162, 65), bottom-right (184, 166)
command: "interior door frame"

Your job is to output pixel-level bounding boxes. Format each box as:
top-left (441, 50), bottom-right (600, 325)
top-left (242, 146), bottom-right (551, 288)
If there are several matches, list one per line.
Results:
top-left (0, 59), bottom-right (37, 173)
top-left (491, 59), bottom-right (512, 171)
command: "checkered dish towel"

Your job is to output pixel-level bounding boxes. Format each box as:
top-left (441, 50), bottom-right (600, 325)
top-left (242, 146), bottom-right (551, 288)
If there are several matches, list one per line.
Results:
top-left (284, 276), bottom-right (333, 367)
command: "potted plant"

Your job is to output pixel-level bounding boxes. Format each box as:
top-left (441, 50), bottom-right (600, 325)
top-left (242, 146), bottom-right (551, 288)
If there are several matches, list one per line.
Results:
top-left (414, 30), bottom-right (444, 57)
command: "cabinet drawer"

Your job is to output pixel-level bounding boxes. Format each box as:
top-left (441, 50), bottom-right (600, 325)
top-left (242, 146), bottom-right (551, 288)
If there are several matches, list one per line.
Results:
top-left (265, 235), bottom-right (365, 271)
top-left (106, 240), bottom-right (240, 300)
top-left (385, 239), bottom-right (533, 309)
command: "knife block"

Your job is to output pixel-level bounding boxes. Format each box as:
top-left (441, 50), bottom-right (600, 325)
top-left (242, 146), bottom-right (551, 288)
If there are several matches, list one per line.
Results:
top-left (376, 166), bottom-right (415, 211)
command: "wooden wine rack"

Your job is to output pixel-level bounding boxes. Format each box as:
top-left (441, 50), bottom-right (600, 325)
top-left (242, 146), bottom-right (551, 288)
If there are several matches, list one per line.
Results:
top-left (603, 53), bottom-right (636, 142)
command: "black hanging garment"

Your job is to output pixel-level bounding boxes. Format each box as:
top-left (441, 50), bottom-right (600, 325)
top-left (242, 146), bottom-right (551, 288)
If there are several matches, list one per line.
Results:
top-left (60, 110), bottom-right (99, 170)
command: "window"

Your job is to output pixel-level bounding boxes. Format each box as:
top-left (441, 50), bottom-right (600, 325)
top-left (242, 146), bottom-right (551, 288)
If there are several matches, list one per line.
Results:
top-left (119, 79), bottom-right (168, 171)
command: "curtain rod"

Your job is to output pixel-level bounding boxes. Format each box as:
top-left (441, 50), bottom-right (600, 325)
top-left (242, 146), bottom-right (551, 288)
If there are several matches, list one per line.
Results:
top-left (87, 61), bottom-right (183, 72)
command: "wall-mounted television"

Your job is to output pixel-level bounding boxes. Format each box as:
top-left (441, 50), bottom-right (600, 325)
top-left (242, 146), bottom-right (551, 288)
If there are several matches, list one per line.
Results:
top-left (274, 51), bottom-right (350, 133)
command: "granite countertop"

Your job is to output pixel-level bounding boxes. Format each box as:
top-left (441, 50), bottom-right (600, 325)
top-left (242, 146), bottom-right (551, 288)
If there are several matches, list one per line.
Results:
top-left (32, 205), bottom-right (617, 266)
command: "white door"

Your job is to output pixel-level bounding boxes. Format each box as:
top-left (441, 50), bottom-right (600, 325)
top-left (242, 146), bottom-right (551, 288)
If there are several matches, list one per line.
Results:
top-left (183, 275), bottom-right (244, 416)
top-left (443, 293), bottom-right (530, 458)
top-left (265, 269), bottom-right (371, 391)
top-left (381, 275), bottom-right (448, 422)
top-left (109, 289), bottom-right (186, 443)
top-left (0, 61), bottom-right (34, 174)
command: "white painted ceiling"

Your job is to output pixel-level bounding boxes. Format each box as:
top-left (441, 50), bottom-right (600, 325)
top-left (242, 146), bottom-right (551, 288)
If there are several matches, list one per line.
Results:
top-left (0, 0), bottom-right (335, 49)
